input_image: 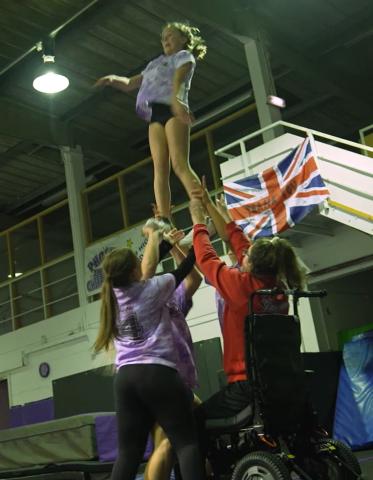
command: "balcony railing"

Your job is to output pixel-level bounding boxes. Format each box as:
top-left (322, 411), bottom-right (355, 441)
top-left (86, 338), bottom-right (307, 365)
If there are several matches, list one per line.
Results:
top-left (0, 103), bottom-right (257, 334)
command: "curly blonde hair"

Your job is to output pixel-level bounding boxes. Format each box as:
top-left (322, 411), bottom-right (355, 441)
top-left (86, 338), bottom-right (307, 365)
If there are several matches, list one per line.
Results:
top-left (163, 21), bottom-right (207, 60)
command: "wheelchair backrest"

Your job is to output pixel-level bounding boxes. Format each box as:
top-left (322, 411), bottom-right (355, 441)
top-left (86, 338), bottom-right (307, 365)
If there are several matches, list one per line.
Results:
top-left (245, 312), bottom-right (308, 435)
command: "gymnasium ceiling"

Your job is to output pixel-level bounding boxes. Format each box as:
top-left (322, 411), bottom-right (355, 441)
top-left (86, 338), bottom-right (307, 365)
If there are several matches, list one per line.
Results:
top-left (0, 0), bottom-right (372, 230)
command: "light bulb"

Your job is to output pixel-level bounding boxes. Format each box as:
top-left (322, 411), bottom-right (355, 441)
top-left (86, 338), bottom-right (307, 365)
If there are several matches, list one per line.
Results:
top-left (33, 71), bottom-right (69, 94)
top-left (8, 272), bottom-right (23, 279)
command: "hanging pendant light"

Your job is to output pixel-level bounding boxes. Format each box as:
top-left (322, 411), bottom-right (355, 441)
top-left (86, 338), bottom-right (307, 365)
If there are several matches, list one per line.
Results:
top-left (33, 39), bottom-right (69, 94)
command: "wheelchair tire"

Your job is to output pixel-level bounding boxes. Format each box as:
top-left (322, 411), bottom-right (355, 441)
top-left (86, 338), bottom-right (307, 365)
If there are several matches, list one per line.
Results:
top-left (231, 451), bottom-right (291, 480)
top-left (317, 439), bottom-right (362, 479)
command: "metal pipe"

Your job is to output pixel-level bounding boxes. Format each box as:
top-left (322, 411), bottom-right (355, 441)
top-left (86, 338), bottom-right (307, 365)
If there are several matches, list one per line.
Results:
top-left (50, 0), bottom-right (101, 37)
top-left (0, 0), bottom-right (102, 79)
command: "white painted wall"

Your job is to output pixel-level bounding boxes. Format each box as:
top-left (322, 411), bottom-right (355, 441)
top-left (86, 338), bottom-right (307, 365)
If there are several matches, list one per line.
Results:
top-left (0, 303), bottom-right (99, 407)
top-left (300, 222), bottom-right (373, 274)
top-left (312, 269), bottom-right (373, 350)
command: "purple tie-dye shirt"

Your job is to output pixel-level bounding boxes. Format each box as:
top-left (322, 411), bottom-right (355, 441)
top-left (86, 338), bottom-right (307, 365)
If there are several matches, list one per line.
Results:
top-left (136, 50), bottom-right (196, 122)
top-left (167, 282), bottom-right (197, 389)
top-left (114, 275), bottom-right (197, 388)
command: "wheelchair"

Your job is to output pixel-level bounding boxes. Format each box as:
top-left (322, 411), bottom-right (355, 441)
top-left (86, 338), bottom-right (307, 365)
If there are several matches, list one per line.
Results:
top-left (204, 288), bottom-right (362, 480)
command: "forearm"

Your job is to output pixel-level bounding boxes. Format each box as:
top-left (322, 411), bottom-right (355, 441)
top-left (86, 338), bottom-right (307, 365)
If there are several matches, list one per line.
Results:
top-left (170, 244), bottom-right (185, 265)
top-left (111, 74), bottom-right (142, 92)
top-left (205, 201), bottom-right (229, 242)
top-left (226, 222), bottom-right (251, 264)
top-left (141, 232), bottom-right (161, 280)
top-left (193, 225), bottom-right (225, 284)
top-left (170, 247), bottom-right (196, 288)
top-left (172, 245), bottom-right (202, 296)
top-left (159, 239), bottom-right (173, 260)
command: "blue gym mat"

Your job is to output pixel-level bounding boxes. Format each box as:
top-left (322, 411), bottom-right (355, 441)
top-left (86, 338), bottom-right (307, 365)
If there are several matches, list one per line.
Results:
top-left (333, 331), bottom-right (373, 449)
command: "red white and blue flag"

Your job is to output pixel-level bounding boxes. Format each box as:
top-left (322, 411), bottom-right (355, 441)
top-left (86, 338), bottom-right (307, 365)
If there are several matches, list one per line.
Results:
top-left (223, 137), bottom-right (330, 238)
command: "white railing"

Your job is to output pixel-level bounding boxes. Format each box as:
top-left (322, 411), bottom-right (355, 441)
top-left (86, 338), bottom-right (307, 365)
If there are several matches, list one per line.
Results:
top-left (214, 120), bottom-right (373, 235)
top-left (359, 123), bottom-right (373, 156)
top-left (215, 120), bottom-right (373, 158)
top-left (0, 253), bottom-right (78, 334)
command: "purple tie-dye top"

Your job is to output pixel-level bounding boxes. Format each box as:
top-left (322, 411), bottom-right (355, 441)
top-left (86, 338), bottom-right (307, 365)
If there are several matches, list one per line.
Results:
top-left (136, 50), bottom-right (196, 122)
top-left (114, 275), bottom-right (197, 388)
top-left (167, 282), bottom-right (197, 389)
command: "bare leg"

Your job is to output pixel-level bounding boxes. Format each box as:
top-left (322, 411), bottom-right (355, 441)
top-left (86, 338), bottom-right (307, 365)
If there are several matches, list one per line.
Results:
top-left (149, 122), bottom-right (171, 218)
top-left (144, 424), bottom-right (174, 480)
top-left (165, 117), bottom-right (201, 199)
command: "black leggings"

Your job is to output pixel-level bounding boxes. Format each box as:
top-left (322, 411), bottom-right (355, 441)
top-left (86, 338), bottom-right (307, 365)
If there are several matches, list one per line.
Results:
top-left (111, 364), bottom-right (205, 480)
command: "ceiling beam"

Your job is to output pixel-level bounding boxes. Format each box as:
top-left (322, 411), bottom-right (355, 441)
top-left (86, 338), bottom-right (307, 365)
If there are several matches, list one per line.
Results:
top-left (0, 140), bottom-right (36, 168)
top-left (0, 99), bottom-right (142, 167)
top-left (0, 98), bottom-right (68, 144)
top-left (233, 9), bottom-right (373, 116)
top-left (0, 0), bottom-right (122, 84)
top-left (0, 212), bottom-right (20, 230)
top-left (184, 0), bottom-right (373, 118)
top-left (0, 1), bottom-right (149, 169)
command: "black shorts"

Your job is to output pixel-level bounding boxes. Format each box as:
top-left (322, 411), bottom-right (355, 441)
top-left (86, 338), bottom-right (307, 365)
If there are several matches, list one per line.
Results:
top-left (150, 102), bottom-right (174, 126)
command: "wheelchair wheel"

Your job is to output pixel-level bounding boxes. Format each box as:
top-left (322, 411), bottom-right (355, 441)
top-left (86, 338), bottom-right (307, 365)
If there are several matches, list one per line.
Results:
top-left (231, 451), bottom-right (290, 480)
top-left (317, 439), bottom-right (362, 479)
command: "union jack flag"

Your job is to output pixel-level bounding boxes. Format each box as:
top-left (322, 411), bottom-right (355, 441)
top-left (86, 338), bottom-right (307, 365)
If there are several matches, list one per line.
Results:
top-left (223, 137), bottom-right (330, 238)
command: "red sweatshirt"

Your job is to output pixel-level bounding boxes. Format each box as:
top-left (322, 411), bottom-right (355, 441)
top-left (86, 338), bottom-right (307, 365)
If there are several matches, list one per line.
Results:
top-left (193, 222), bottom-right (288, 383)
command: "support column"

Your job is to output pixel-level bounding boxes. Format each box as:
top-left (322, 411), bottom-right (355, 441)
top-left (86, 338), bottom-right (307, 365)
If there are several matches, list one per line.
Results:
top-left (242, 30), bottom-right (284, 142)
top-left (60, 145), bottom-right (88, 307)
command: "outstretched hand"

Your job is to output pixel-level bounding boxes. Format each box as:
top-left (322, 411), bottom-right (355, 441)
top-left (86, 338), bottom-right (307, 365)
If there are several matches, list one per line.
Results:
top-left (93, 75), bottom-right (115, 88)
top-left (215, 194), bottom-right (232, 222)
top-left (142, 220), bottom-right (165, 238)
top-left (163, 228), bottom-right (185, 246)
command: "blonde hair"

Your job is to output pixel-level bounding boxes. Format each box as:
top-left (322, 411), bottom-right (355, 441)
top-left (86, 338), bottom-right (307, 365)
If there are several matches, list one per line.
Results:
top-left (94, 248), bottom-right (139, 353)
top-left (249, 237), bottom-right (306, 289)
top-left (163, 22), bottom-right (207, 60)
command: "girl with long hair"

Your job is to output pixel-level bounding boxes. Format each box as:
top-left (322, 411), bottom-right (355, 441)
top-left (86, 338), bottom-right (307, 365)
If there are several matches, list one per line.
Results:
top-left (94, 228), bottom-right (205, 480)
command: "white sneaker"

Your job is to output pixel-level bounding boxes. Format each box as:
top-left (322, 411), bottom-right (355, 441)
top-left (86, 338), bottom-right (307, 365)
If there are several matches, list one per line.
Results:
top-left (143, 217), bottom-right (172, 233)
top-left (179, 218), bottom-right (216, 247)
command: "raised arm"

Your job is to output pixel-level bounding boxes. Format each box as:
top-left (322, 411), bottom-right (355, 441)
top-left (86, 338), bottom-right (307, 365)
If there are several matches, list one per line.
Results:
top-left (207, 189), bottom-right (250, 264)
top-left (225, 222), bottom-right (251, 266)
top-left (189, 199), bottom-right (249, 307)
top-left (191, 177), bottom-right (230, 242)
top-left (141, 230), bottom-right (163, 280)
top-left (141, 226), bottom-right (185, 280)
top-left (171, 244), bottom-right (202, 299)
top-left (94, 74), bottom-right (142, 93)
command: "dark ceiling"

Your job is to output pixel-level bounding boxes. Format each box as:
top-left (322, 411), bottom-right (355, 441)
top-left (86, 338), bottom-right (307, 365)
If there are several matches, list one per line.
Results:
top-left (0, 0), bottom-right (372, 229)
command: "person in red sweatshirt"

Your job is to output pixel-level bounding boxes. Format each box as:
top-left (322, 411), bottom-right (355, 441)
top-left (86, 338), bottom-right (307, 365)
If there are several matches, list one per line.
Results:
top-left (189, 190), bottom-right (306, 420)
